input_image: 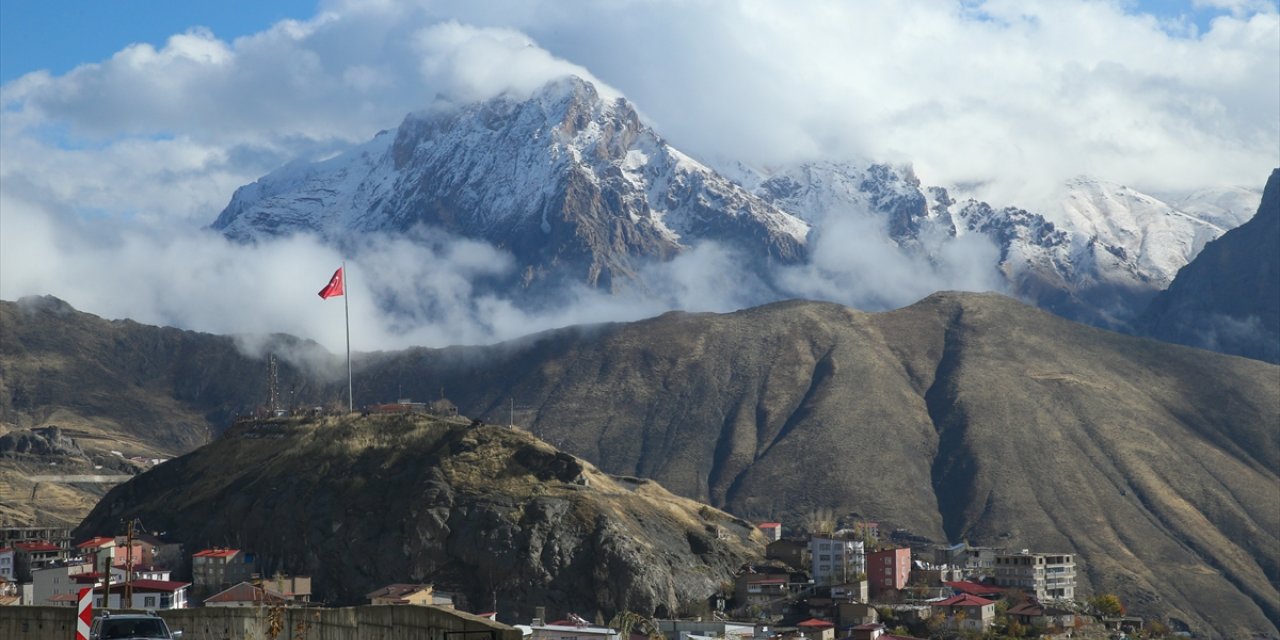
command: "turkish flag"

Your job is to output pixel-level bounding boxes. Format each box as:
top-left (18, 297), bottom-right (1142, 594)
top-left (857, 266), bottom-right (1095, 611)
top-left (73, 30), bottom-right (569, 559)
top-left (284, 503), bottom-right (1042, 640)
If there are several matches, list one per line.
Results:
top-left (318, 267), bottom-right (345, 299)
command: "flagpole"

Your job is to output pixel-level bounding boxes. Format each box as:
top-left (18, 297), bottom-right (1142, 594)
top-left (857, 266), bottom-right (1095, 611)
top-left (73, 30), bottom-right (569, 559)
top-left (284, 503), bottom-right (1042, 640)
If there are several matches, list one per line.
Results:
top-left (344, 260), bottom-right (352, 413)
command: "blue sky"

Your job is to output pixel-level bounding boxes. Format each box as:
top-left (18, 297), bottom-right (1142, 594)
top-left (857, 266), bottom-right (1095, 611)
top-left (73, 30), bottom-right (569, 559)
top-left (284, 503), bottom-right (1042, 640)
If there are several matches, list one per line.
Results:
top-left (0, 0), bottom-right (318, 83)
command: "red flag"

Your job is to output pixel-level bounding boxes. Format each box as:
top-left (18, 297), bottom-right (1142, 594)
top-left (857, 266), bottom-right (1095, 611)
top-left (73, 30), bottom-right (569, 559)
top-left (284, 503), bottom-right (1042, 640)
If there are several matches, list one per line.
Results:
top-left (318, 267), bottom-right (345, 299)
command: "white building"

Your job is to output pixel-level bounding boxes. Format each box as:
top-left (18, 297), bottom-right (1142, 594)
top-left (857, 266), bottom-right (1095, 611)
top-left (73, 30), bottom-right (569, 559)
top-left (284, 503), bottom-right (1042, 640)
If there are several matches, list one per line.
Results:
top-left (31, 563), bottom-right (115, 606)
top-left (92, 579), bottom-right (191, 609)
top-left (0, 547), bottom-right (14, 581)
top-left (993, 551), bottom-right (1076, 600)
top-left (808, 537), bottom-right (865, 585)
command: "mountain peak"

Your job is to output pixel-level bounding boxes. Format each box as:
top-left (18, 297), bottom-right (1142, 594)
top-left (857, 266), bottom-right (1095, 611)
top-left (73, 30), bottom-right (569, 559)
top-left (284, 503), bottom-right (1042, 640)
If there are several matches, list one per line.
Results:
top-left (212, 77), bottom-right (807, 293)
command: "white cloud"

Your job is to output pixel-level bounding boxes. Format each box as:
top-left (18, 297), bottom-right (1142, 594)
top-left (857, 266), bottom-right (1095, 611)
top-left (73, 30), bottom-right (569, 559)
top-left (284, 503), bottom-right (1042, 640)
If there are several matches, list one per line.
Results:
top-left (1, 0), bottom-right (1276, 350)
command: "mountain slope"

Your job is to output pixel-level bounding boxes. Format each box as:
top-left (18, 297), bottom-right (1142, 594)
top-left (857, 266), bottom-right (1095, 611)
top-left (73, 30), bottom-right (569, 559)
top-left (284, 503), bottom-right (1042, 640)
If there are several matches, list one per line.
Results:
top-left (355, 294), bottom-right (1279, 638)
top-left (5, 294), bottom-right (1277, 635)
top-left (0, 295), bottom-right (338, 525)
top-left (1139, 168), bottom-right (1280, 363)
top-left (76, 413), bottom-right (763, 618)
top-left (212, 76), bottom-right (808, 291)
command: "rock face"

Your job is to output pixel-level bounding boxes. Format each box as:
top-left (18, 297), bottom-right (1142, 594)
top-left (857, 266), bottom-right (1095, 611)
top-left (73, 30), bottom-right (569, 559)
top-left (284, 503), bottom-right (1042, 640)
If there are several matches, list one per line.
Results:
top-left (354, 293), bottom-right (1279, 639)
top-left (75, 414), bottom-right (763, 619)
top-left (1138, 168), bottom-right (1280, 363)
top-left (211, 76), bottom-right (808, 292)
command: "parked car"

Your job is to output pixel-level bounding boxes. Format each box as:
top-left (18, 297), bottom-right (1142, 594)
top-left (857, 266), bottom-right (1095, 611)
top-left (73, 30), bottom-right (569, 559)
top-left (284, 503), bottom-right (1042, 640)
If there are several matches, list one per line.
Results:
top-left (89, 611), bottom-right (182, 639)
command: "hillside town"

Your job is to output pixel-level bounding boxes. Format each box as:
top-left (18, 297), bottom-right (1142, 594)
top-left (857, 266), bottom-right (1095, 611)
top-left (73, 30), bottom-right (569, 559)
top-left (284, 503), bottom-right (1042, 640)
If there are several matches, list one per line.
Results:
top-left (0, 515), bottom-right (1170, 639)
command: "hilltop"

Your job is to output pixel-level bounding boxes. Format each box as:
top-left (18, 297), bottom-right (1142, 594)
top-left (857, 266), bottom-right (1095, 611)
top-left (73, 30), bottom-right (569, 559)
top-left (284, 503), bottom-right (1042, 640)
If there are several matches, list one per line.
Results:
top-left (76, 412), bottom-right (764, 618)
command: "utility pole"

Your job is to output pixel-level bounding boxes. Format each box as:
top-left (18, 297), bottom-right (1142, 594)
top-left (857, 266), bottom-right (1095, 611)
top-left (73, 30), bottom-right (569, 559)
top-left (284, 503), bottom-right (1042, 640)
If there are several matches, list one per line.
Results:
top-left (124, 520), bottom-right (135, 604)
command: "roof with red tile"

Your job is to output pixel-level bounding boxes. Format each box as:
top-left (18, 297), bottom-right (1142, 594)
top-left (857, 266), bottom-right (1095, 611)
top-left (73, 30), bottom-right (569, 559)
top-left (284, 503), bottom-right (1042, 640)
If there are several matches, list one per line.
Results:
top-left (76, 536), bottom-right (115, 549)
top-left (943, 580), bottom-right (1005, 596)
top-left (758, 522), bottom-right (782, 528)
top-left (14, 541), bottom-right (61, 552)
top-left (193, 548), bottom-right (240, 558)
top-left (934, 593), bottom-right (995, 607)
top-left (796, 618), bottom-right (835, 628)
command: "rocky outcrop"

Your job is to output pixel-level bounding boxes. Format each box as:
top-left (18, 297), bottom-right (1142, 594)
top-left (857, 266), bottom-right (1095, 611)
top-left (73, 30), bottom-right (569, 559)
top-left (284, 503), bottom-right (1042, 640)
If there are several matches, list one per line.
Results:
top-left (1139, 168), bottom-right (1280, 363)
top-left (75, 414), bottom-right (763, 619)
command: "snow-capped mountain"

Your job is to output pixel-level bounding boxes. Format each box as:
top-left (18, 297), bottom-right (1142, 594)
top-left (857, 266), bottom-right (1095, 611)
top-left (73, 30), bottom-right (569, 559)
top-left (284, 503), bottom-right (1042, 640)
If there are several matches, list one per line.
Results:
top-left (212, 74), bottom-right (1260, 330)
top-left (744, 161), bottom-right (1260, 327)
top-left (213, 77), bottom-right (808, 291)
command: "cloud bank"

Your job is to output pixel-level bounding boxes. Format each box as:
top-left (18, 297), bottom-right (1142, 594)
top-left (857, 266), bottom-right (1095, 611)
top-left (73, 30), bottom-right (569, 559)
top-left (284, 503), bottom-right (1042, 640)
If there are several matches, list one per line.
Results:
top-left (1, 0), bottom-right (1276, 353)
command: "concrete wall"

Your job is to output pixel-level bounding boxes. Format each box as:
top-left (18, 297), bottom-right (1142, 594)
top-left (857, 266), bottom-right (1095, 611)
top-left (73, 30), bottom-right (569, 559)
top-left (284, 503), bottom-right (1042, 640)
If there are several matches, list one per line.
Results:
top-left (0, 604), bottom-right (521, 640)
top-left (0, 606), bottom-right (77, 640)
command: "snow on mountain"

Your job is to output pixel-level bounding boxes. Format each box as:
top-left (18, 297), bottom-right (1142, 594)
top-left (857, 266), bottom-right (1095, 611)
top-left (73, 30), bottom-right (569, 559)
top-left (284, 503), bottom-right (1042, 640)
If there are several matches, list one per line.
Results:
top-left (213, 76), bottom-right (808, 291)
top-left (744, 162), bottom-right (1261, 327)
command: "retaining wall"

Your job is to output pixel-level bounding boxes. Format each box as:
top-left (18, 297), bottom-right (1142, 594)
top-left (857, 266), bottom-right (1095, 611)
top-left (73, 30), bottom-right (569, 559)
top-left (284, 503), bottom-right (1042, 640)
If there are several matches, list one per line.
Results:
top-left (0, 605), bottom-right (520, 640)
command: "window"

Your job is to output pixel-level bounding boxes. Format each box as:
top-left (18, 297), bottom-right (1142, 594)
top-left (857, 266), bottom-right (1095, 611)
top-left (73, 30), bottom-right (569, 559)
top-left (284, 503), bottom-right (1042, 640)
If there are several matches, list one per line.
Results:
top-left (144, 596), bottom-right (157, 607)
top-left (884, 558), bottom-right (892, 565)
top-left (884, 568), bottom-right (892, 575)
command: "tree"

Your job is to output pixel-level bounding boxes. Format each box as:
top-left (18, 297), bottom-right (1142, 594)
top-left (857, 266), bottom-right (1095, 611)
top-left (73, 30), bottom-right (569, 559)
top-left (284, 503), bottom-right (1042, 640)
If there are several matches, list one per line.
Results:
top-left (1090, 593), bottom-right (1126, 617)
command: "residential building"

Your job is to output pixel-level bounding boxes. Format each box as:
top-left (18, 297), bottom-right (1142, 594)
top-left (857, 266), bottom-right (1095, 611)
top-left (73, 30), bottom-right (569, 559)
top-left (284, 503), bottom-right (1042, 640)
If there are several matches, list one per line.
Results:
top-left (808, 536), bottom-right (864, 585)
top-left (943, 581), bottom-right (1005, 599)
top-left (930, 594), bottom-right (996, 632)
top-left (76, 537), bottom-right (117, 573)
top-left (795, 618), bottom-right (836, 640)
top-left (528, 619), bottom-right (620, 640)
top-left (831, 581), bottom-right (868, 602)
top-left (655, 619), bottom-right (755, 640)
top-left (135, 534), bottom-right (183, 571)
top-left (260, 574), bottom-right (312, 603)
top-left (1006, 597), bottom-right (1076, 629)
top-left (908, 562), bottom-right (964, 588)
top-left (964, 546), bottom-right (1004, 571)
top-left (765, 539), bottom-right (808, 568)
top-left (0, 547), bottom-right (14, 581)
top-left (735, 574), bottom-right (787, 607)
top-left (91, 579), bottom-right (190, 609)
top-left (366, 583), bottom-right (453, 607)
top-left (849, 623), bottom-right (885, 640)
top-left (1, 526), bottom-right (72, 550)
top-left (837, 601), bottom-right (879, 628)
top-left (204, 581), bottom-right (290, 607)
top-left (993, 551), bottom-right (1076, 600)
top-left (13, 541), bottom-right (71, 581)
top-left (192, 548), bottom-right (255, 593)
top-left (866, 548), bottom-right (911, 599)
top-left (758, 522), bottom-right (782, 542)
top-left (31, 562), bottom-right (100, 606)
